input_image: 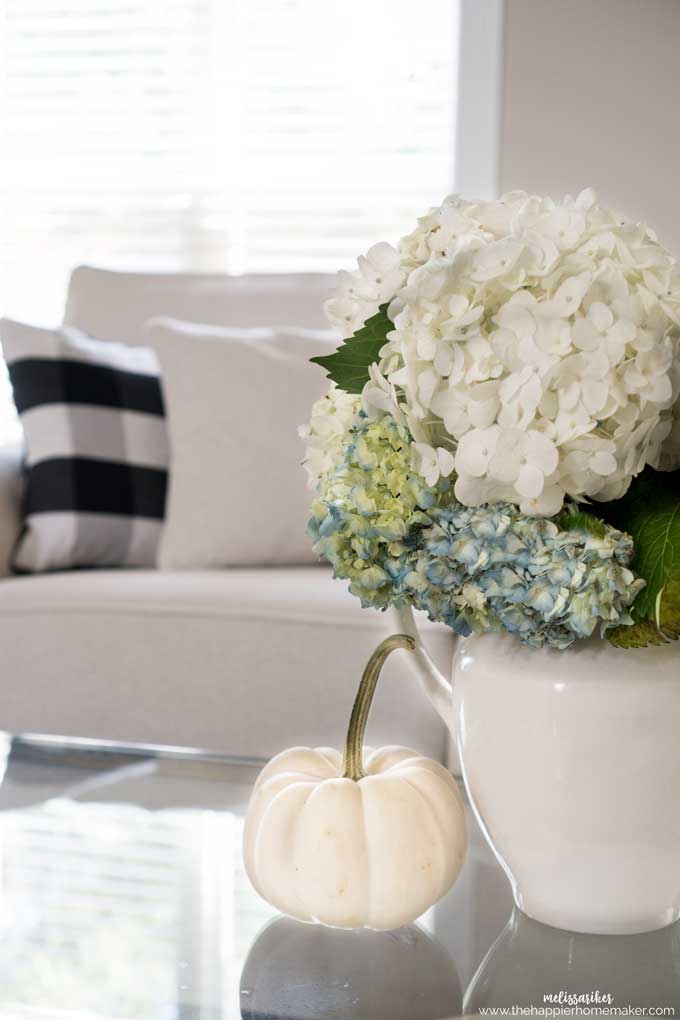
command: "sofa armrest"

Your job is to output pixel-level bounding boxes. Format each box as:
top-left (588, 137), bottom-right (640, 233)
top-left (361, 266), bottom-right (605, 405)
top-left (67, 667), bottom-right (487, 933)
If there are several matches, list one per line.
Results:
top-left (0, 442), bottom-right (23, 576)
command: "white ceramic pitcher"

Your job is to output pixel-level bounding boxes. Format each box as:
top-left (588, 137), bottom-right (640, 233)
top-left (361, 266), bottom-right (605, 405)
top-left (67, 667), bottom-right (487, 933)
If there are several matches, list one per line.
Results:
top-left (393, 605), bottom-right (680, 935)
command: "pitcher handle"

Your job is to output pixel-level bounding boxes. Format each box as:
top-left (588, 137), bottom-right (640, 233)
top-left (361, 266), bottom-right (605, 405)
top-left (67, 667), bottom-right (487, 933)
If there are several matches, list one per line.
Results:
top-left (392, 605), bottom-right (453, 726)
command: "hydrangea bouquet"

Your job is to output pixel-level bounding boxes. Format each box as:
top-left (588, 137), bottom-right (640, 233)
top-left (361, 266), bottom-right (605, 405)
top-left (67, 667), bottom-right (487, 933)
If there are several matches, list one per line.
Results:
top-left (300, 190), bottom-right (680, 650)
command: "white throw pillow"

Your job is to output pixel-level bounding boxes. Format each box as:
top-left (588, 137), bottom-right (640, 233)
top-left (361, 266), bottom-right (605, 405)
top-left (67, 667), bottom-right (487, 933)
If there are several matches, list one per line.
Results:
top-left (146, 318), bottom-right (336, 568)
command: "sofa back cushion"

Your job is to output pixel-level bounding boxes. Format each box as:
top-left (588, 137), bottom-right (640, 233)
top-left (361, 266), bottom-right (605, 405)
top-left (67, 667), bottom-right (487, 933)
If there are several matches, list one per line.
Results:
top-left (64, 266), bottom-right (334, 342)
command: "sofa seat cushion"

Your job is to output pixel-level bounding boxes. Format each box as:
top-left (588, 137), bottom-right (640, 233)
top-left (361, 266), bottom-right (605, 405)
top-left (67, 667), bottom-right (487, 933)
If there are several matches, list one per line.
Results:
top-left (0, 568), bottom-right (451, 761)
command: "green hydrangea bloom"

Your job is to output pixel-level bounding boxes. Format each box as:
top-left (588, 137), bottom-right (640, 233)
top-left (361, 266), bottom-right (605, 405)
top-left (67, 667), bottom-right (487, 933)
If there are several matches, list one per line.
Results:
top-left (309, 414), bottom-right (450, 607)
top-left (309, 414), bottom-right (644, 649)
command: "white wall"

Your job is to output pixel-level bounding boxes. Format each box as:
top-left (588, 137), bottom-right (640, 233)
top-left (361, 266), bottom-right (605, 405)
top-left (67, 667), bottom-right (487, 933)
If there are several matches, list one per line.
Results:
top-left (499, 0), bottom-right (680, 253)
top-left (454, 0), bottom-right (504, 200)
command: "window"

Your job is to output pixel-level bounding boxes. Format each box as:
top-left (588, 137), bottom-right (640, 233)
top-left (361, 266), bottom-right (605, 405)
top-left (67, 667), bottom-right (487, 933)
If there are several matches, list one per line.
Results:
top-left (0, 0), bottom-right (459, 437)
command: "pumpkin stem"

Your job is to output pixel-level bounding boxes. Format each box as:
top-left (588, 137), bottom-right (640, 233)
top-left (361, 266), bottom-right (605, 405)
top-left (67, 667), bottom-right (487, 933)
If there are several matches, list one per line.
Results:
top-left (341, 634), bottom-right (416, 782)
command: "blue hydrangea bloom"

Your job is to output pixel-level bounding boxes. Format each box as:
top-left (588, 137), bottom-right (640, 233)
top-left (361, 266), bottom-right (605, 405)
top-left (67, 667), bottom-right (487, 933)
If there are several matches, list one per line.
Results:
top-left (309, 414), bottom-right (644, 649)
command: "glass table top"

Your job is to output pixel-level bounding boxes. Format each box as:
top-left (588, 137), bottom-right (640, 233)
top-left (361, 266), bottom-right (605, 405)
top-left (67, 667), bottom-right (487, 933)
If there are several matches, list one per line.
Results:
top-left (0, 735), bottom-right (677, 1018)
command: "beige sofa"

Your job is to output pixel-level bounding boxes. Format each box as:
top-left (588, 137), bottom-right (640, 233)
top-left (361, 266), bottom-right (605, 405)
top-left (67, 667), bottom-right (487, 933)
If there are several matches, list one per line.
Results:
top-left (0, 267), bottom-right (452, 761)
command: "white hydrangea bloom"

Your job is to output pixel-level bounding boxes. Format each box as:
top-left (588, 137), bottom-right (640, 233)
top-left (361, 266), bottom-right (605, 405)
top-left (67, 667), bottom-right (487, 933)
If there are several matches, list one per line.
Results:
top-left (412, 442), bottom-right (455, 487)
top-left (326, 188), bottom-right (680, 514)
top-left (324, 242), bottom-right (406, 336)
top-left (299, 385), bottom-right (361, 490)
top-left (360, 363), bottom-right (405, 425)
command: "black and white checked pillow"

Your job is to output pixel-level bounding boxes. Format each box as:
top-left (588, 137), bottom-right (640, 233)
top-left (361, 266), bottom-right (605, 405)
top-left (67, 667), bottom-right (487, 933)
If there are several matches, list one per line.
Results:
top-left (0, 320), bottom-right (168, 572)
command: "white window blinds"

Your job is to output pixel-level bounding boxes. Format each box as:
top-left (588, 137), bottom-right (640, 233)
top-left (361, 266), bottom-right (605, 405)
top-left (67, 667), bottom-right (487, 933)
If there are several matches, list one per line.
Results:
top-left (0, 0), bottom-right (459, 327)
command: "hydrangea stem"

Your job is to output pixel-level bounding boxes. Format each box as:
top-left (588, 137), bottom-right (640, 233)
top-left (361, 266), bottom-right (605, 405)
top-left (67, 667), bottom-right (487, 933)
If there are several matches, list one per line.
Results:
top-left (341, 634), bottom-right (416, 782)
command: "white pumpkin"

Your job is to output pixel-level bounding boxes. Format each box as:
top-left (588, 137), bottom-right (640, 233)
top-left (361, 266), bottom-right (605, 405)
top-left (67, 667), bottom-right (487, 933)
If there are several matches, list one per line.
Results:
top-left (243, 635), bottom-right (467, 930)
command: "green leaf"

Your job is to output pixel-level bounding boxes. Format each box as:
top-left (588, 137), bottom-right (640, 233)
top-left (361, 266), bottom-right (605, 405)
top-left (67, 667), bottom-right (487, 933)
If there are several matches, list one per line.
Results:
top-left (600, 468), bottom-right (680, 643)
top-left (557, 509), bottom-right (606, 538)
top-left (659, 576), bottom-right (680, 639)
top-left (607, 613), bottom-right (668, 649)
top-left (310, 304), bottom-right (393, 394)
